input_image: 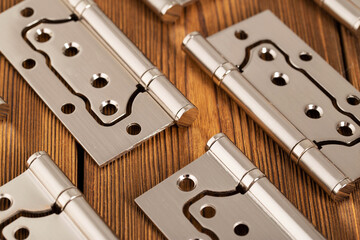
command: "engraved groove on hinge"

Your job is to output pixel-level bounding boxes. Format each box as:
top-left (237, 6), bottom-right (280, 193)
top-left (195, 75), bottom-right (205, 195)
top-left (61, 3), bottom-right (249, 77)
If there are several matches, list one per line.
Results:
top-left (22, 17), bottom-right (147, 127)
top-left (238, 39), bottom-right (360, 126)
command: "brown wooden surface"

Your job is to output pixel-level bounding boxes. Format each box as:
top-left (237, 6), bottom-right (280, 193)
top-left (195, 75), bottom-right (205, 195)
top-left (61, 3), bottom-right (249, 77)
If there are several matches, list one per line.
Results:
top-left (0, 0), bottom-right (359, 239)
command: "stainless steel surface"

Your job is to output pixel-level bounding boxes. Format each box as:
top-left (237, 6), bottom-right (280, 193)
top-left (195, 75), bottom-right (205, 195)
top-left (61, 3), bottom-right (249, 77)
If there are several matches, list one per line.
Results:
top-left (136, 133), bottom-right (325, 240)
top-left (314, 0), bottom-right (360, 35)
top-left (0, 0), bottom-right (197, 166)
top-left (142, 0), bottom-right (198, 22)
top-left (0, 97), bottom-right (9, 120)
top-left (183, 11), bottom-right (360, 201)
top-left (0, 151), bottom-right (117, 240)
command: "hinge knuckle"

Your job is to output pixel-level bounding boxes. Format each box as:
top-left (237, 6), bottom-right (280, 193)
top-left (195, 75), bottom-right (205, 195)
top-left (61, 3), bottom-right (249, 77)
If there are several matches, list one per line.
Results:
top-left (183, 32), bottom-right (230, 84)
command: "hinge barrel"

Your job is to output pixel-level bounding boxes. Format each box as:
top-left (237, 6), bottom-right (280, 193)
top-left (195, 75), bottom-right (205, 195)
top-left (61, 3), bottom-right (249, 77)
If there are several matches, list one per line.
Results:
top-left (313, 0), bottom-right (360, 35)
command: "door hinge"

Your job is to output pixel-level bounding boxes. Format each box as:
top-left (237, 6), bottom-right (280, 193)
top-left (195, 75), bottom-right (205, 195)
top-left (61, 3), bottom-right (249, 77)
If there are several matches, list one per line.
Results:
top-left (182, 10), bottom-right (360, 201)
top-left (142, 0), bottom-right (198, 22)
top-left (313, 0), bottom-right (360, 35)
top-left (0, 152), bottom-right (117, 239)
top-left (0, 0), bottom-right (198, 166)
top-left (136, 133), bottom-right (325, 240)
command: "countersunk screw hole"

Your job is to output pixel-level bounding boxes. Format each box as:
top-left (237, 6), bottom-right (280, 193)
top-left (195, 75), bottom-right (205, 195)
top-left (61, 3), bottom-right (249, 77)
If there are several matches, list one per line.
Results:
top-left (35, 28), bottom-right (52, 43)
top-left (14, 227), bottom-right (30, 240)
top-left (234, 223), bottom-right (249, 236)
top-left (100, 100), bottom-right (118, 116)
top-left (0, 195), bottom-right (12, 211)
top-left (337, 121), bottom-right (355, 137)
top-left (177, 174), bottom-right (197, 192)
top-left (61, 103), bottom-right (75, 114)
top-left (305, 104), bottom-right (323, 119)
top-left (63, 42), bottom-right (80, 57)
top-left (200, 205), bottom-right (216, 218)
top-left (271, 72), bottom-right (289, 86)
top-left (126, 123), bottom-right (142, 135)
top-left (22, 59), bottom-right (36, 69)
top-left (347, 95), bottom-right (360, 106)
top-left (299, 52), bottom-right (312, 61)
top-left (235, 30), bottom-right (248, 40)
top-left (20, 7), bottom-right (34, 17)
top-left (91, 73), bottom-right (109, 88)
top-left (259, 47), bottom-right (276, 61)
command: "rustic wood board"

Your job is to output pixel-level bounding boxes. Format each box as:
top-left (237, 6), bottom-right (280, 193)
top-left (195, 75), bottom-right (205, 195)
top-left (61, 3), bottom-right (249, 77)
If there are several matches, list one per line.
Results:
top-left (1, 0), bottom-right (360, 239)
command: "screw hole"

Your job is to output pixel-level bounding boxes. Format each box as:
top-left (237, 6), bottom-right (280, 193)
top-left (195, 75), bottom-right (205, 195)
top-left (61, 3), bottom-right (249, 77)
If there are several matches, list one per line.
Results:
top-left (299, 52), bottom-right (312, 61)
top-left (20, 7), bottom-right (34, 17)
top-left (305, 104), bottom-right (323, 119)
top-left (337, 121), bottom-right (355, 137)
top-left (200, 205), bottom-right (216, 218)
top-left (0, 195), bottom-right (12, 211)
top-left (91, 73), bottom-right (109, 88)
top-left (271, 72), bottom-right (289, 86)
top-left (347, 95), bottom-right (360, 106)
top-left (61, 103), bottom-right (75, 114)
top-left (63, 42), bottom-right (80, 57)
top-left (235, 30), bottom-right (248, 40)
top-left (100, 100), bottom-right (118, 116)
top-left (126, 123), bottom-right (142, 135)
top-left (35, 28), bottom-right (52, 43)
top-left (177, 174), bottom-right (197, 192)
top-left (234, 223), bottom-right (249, 236)
top-left (14, 227), bottom-right (30, 240)
top-left (259, 47), bottom-right (276, 61)
top-left (22, 59), bottom-right (36, 69)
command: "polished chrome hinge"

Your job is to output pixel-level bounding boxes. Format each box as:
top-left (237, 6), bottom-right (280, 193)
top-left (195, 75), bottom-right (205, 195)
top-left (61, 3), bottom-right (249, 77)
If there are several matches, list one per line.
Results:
top-left (0, 152), bottom-right (117, 239)
top-left (313, 0), bottom-right (360, 35)
top-left (136, 133), bottom-right (325, 240)
top-left (142, 0), bottom-right (197, 22)
top-left (0, 0), bottom-right (198, 166)
top-left (183, 10), bottom-right (360, 201)
top-left (0, 98), bottom-right (9, 121)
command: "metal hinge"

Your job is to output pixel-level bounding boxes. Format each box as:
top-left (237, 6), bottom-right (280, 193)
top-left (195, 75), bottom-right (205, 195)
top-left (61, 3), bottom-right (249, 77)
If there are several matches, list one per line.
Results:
top-left (0, 0), bottom-right (198, 166)
top-left (313, 0), bottom-right (360, 35)
top-left (0, 98), bottom-right (9, 121)
top-left (182, 10), bottom-right (360, 201)
top-left (0, 152), bottom-right (117, 239)
top-left (136, 133), bottom-right (325, 240)
top-left (142, 0), bottom-right (198, 22)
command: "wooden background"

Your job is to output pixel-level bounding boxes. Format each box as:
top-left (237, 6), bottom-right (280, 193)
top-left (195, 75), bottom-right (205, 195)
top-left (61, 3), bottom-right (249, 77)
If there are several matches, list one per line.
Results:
top-left (1, 0), bottom-right (359, 239)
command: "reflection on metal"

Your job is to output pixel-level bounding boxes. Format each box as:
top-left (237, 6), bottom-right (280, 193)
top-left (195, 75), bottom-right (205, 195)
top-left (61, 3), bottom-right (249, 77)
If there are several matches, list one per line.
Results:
top-left (0, 98), bottom-right (9, 120)
top-left (142, 0), bottom-right (198, 22)
top-left (183, 11), bottom-right (360, 201)
top-left (313, 0), bottom-right (360, 35)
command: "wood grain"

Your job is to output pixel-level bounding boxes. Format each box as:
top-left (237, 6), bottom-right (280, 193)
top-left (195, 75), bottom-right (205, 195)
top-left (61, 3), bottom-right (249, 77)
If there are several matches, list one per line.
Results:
top-left (1, 0), bottom-right (360, 239)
